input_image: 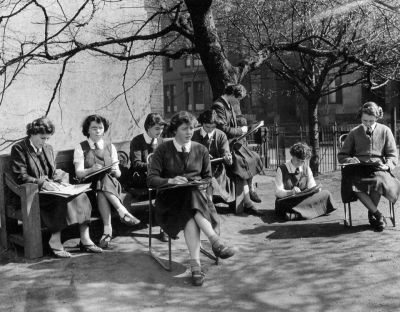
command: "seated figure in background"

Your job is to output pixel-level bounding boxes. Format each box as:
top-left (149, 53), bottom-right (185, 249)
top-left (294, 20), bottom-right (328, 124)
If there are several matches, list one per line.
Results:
top-left (274, 142), bottom-right (335, 220)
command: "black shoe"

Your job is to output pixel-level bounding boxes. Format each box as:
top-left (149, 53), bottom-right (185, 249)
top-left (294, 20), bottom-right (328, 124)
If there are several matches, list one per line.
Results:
top-left (369, 211), bottom-right (386, 231)
top-left (191, 269), bottom-right (205, 286)
top-left (249, 191), bottom-right (262, 203)
top-left (211, 241), bottom-right (235, 259)
top-left (159, 231), bottom-right (169, 242)
top-left (244, 205), bottom-right (260, 216)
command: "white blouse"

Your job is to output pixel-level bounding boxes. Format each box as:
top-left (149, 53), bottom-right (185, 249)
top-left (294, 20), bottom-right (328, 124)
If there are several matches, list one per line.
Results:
top-left (274, 160), bottom-right (316, 198)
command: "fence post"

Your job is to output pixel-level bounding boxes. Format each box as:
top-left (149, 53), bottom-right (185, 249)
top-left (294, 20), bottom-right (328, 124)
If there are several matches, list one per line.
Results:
top-left (332, 122), bottom-right (337, 171)
top-left (274, 123), bottom-right (279, 167)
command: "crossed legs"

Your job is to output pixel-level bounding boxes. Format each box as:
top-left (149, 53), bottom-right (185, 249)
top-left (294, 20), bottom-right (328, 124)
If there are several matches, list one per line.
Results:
top-left (356, 190), bottom-right (386, 230)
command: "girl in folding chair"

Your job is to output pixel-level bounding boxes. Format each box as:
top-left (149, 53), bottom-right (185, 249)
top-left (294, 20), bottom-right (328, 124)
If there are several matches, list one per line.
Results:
top-left (338, 102), bottom-right (400, 231)
top-left (147, 111), bottom-right (235, 286)
top-left (275, 142), bottom-right (335, 220)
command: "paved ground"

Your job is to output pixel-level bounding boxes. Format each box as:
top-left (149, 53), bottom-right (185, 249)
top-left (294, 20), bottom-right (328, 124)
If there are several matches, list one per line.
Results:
top-left (1, 170), bottom-right (400, 312)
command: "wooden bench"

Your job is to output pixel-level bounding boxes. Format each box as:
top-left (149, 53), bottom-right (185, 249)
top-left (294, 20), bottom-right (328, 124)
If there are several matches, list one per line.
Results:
top-left (0, 143), bottom-right (147, 259)
top-left (0, 150), bottom-right (76, 259)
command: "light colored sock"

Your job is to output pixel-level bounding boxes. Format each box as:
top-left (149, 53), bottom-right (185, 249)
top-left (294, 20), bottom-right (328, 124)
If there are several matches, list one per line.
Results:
top-left (103, 225), bottom-right (112, 236)
top-left (189, 258), bottom-right (201, 272)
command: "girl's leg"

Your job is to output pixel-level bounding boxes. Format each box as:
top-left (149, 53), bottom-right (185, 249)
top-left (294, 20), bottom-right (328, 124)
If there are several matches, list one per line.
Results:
top-left (48, 231), bottom-right (63, 250)
top-left (356, 192), bottom-right (378, 212)
top-left (356, 191), bottom-right (386, 230)
top-left (193, 212), bottom-right (235, 259)
top-left (97, 192), bottom-right (113, 237)
top-left (79, 223), bottom-right (95, 245)
top-left (184, 218), bottom-right (204, 286)
top-left (103, 192), bottom-right (140, 224)
top-left (248, 177), bottom-right (261, 203)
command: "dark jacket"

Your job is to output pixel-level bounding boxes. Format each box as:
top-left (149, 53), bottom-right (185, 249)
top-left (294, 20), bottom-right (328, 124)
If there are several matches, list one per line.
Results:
top-left (11, 137), bottom-right (56, 188)
top-left (129, 134), bottom-right (163, 173)
top-left (212, 96), bottom-right (243, 140)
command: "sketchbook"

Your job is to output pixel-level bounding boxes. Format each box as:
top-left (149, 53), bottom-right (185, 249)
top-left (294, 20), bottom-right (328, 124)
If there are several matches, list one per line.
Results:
top-left (276, 184), bottom-right (321, 202)
top-left (233, 120), bottom-right (264, 143)
top-left (339, 161), bottom-right (381, 168)
top-left (82, 161), bottom-right (119, 181)
top-left (157, 178), bottom-right (211, 191)
top-left (40, 183), bottom-right (92, 198)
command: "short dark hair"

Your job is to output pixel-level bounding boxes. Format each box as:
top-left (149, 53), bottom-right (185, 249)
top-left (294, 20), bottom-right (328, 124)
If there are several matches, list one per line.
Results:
top-left (81, 115), bottom-right (110, 137)
top-left (356, 101), bottom-right (383, 119)
top-left (169, 111), bottom-right (197, 133)
top-left (224, 84), bottom-right (247, 99)
top-left (26, 117), bottom-right (55, 137)
top-left (290, 142), bottom-right (312, 160)
top-left (198, 110), bottom-right (217, 125)
top-left (144, 113), bottom-right (167, 131)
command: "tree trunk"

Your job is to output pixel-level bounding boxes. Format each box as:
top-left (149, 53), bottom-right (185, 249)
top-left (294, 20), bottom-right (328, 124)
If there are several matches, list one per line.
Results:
top-left (308, 99), bottom-right (320, 176)
top-left (185, 0), bottom-right (238, 99)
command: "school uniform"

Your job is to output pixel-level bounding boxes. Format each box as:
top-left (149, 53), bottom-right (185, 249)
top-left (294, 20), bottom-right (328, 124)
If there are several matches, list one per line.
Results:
top-left (74, 138), bottom-right (122, 200)
top-left (192, 128), bottom-right (235, 203)
top-left (129, 133), bottom-right (163, 188)
top-left (338, 123), bottom-right (400, 203)
top-left (11, 138), bottom-right (91, 233)
top-left (147, 139), bottom-right (219, 237)
top-left (274, 160), bottom-right (335, 219)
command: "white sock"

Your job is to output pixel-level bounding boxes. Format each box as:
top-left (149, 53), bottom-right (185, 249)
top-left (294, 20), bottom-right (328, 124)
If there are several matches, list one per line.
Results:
top-left (103, 225), bottom-right (112, 236)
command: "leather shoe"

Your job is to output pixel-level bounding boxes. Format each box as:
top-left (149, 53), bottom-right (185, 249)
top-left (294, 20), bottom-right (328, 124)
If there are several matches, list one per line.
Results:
top-left (79, 242), bottom-right (103, 253)
top-left (51, 247), bottom-right (71, 258)
top-left (244, 205), bottom-right (260, 216)
top-left (159, 230), bottom-right (169, 242)
top-left (249, 190), bottom-right (262, 203)
top-left (212, 241), bottom-right (235, 259)
top-left (120, 214), bottom-right (141, 226)
top-left (99, 234), bottom-right (112, 249)
top-left (191, 269), bottom-right (205, 286)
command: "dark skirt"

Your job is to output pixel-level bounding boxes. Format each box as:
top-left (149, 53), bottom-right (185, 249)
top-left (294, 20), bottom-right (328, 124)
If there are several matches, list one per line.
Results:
top-left (155, 184), bottom-right (220, 237)
top-left (39, 193), bottom-right (92, 233)
top-left (275, 190), bottom-right (335, 220)
top-left (211, 163), bottom-right (235, 203)
top-left (351, 169), bottom-right (400, 203)
top-left (94, 173), bottom-right (122, 201)
top-left (230, 142), bottom-right (263, 180)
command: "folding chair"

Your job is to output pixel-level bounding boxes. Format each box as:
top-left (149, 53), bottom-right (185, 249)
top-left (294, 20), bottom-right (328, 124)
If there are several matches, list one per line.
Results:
top-left (341, 164), bottom-right (396, 227)
top-left (146, 154), bottom-right (218, 271)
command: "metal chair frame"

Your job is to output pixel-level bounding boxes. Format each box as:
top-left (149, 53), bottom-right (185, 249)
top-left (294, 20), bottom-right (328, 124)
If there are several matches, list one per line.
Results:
top-left (148, 187), bottom-right (218, 271)
top-left (344, 201), bottom-right (396, 227)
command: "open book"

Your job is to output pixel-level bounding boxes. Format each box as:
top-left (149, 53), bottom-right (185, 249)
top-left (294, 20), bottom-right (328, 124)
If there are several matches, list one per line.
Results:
top-left (40, 183), bottom-right (92, 198)
top-left (82, 161), bottom-right (119, 181)
top-left (157, 178), bottom-right (211, 191)
top-left (233, 120), bottom-right (264, 143)
top-left (276, 184), bottom-right (321, 202)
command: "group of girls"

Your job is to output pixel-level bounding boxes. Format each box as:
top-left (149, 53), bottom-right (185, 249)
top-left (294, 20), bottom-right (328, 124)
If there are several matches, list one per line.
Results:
top-left (10, 83), bottom-right (399, 286)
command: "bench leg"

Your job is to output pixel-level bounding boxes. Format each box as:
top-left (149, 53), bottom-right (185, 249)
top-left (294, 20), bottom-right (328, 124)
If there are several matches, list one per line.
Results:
top-left (234, 178), bottom-right (245, 214)
top-left (344, 202), bottom-right (352, 227)
top-left (389, 202), bottom-right (396, 227)
top-left (21, 185), bottom-right (43, 259)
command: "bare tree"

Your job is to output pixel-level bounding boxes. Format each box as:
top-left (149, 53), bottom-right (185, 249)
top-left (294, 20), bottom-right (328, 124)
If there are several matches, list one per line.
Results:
top-left (2, 0), bottom-right (400, 173)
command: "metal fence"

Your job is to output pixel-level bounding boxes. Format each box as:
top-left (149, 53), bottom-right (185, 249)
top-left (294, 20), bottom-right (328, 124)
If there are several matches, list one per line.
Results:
top-left (247, 123), bottom-right (379, 174)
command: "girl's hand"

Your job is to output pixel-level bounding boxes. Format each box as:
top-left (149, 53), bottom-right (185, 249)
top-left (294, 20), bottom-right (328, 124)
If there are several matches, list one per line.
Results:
top-left (292, 186), bottom-right (301, 194)
top-left (90, 164), bottom-right (103, 173)
top-left (379, 164), bottom-right (389, 171)
top-left (42, 181), bottom-right (61, 191)
top-left (168, 176), bottom-right (188, 185)
top-left (223, 153), bottom-right (233, 165)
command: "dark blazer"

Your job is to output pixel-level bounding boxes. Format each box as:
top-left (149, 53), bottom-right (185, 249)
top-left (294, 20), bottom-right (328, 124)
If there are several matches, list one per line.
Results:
top-left (11, 137), bottom-right (56, 188)
top-left (191, 128), bottom-right (230, 159)
top-left (212, 96), bottom-right (243, 140)
top-left (129, 134), bottom-right (163, 173)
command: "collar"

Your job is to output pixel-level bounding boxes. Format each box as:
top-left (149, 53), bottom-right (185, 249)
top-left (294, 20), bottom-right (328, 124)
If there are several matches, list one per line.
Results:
top-left (287, 160), bottom-right (303, 174)
top-left (88, 138), bottom-right (104, 149)
top-left (143, 132), bottom-right (157, 145)
top-left (173, 138), bottom-right (191, 152)
top-left (364, 123), bottom-right (377, 131)
top-left (29, 139), bottom-right (42, 154)
top-left (200, 127), bottom-right (215, 139)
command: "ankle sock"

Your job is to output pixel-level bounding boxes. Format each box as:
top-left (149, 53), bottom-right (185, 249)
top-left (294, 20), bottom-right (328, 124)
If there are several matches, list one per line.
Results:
top-left (209, 234), bottom-right (219, 247)
top-left (189, 259), bottom-right (201, 272)
top-left (373, 210), bottom-right (382, 218)
top-left (103, 225), bottom-right (112, 236)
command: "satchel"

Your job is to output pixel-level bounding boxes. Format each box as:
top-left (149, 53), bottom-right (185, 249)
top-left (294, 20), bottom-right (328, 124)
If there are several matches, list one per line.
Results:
top-left (230, 141), bottom-right (263, 180)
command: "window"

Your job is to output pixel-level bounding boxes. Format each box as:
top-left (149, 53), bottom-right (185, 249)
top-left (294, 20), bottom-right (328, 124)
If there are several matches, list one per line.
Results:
top-left (164, 84), bottom-right (176, 113)
top-left (193, 56), bottom-right (202, 67)
top-left (193, 81), bottom-right (205, 111)
top-left (184, 82), bottom-right (192, 111)
top-left (328, 77), bottom-right (342, 104)
top-left (165, 58), bottom-right (173, 72)
top-left (185, 55), bottom-right (191, 68)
